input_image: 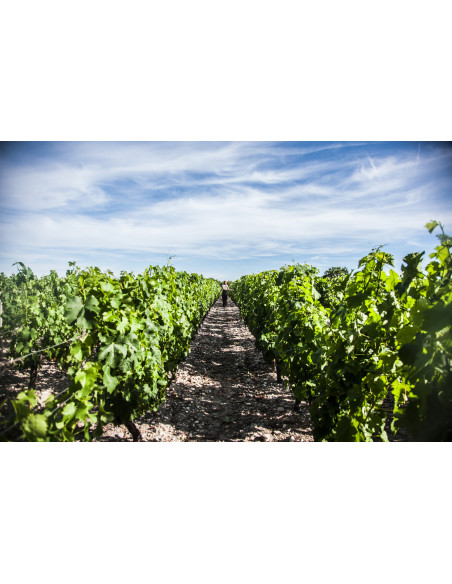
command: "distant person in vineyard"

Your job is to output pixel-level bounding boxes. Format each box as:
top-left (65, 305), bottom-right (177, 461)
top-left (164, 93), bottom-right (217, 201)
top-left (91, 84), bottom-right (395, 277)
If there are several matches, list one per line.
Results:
top-left (221, 281), bottom-right (229, 307)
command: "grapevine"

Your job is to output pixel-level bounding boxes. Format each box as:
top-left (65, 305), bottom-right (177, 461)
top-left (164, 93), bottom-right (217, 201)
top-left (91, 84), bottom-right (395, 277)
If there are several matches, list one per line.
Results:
top-left (232, 223), bottom-right (452, 441)
top-left (1, 264), bottom-right (219, 441)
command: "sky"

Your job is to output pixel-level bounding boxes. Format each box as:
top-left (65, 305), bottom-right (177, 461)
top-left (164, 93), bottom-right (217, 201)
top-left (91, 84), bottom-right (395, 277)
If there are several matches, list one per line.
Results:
top-left (0, 141), bottom-right (451, 281)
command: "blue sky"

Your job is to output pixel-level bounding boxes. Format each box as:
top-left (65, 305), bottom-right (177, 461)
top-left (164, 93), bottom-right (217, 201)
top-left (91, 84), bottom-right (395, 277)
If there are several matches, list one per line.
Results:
top-left (0, 141), bottom-right (451, 281)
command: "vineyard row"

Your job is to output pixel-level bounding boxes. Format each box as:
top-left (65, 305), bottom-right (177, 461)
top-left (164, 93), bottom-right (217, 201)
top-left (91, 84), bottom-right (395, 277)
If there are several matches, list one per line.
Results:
top-left (232, 221), bottom-right (452, 441)
top-left (1, 221), bottom-right (451, 441)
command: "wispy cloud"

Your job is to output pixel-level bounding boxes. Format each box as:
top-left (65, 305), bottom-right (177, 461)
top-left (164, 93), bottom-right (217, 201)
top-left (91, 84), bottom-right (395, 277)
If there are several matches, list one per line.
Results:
top-left (1, 141), bottom-right (451, 279)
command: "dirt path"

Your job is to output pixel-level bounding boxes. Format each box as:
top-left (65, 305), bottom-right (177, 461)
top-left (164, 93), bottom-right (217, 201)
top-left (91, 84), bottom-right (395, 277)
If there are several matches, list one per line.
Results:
top-left (100, 298), bottom-right (314, 441)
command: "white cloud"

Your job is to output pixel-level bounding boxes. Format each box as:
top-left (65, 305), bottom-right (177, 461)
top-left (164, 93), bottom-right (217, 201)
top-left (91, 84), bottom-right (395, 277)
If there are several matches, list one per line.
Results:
top-left (0, 142), bottom-right (356, 212)
top-left (0, 163), bottom-right (110, 210)
top-left (1, 141), bottom-right (451, 278)
top-left (3, 187), bottom-right (449, 260)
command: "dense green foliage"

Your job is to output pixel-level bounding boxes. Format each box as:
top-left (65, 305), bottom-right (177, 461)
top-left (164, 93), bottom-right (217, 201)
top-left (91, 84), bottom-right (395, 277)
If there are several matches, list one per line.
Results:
top-left (232, 222), bottom-right (452, 441)
top-left (0, 263), bottom-right (219, 441)
top-left (2, 222), bottom-right (450, 442)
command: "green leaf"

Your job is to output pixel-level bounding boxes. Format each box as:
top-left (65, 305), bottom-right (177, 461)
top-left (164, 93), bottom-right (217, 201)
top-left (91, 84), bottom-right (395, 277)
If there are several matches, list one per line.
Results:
top-left (23, 414), bottom-right (48, 438)
top-left (117, 318), bottom-right (128, 334)
top-left (75, 404), bottom-right (91, 421)
top-left (110, 296), bottom-right (122, 309)
top-left (70, 341), bottom-right (84, 361)
top-left (76, 310), bottom-right (96, 330)
top-left (16, 389), bottom-right (38, 408)
top-left (396, 325), bottom-right (417, 345)
top-left (98, 342), bottom-right (128, 368)
top-left (85, 295), bottom-right (100, 314)
top-left (21, 327), bottom-right (31, 340)
top-left (103, 366), bottom-right (119, 393)
top-left (425, 220), bottom-right (439, 234)
top-left (64, 296), bottom-right (83, 324)
top-left (100, 281), bottom-right (116, 293)
top-left (75, 362), bottom-right (100, 396)
top-left (62, 402), bottom-right (77, 418)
